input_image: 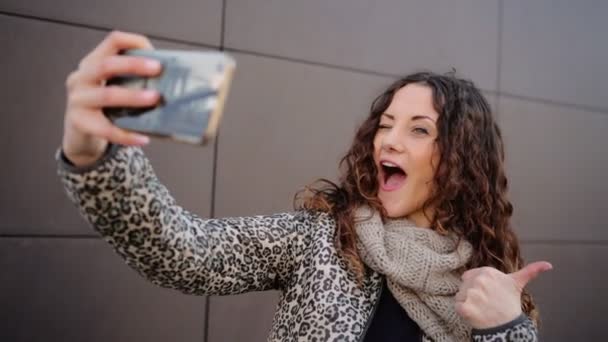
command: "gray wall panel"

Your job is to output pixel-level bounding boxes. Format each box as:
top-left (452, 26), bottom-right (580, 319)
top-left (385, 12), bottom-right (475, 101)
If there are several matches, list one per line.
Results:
top-left (0, 16), bottom-right (213, 235)
top-left (0, 0), bottom-right (222, 46)
top-left (225, 0), bottom-right (499, 91)
top-left (522, 243), bottom-right (606, 341)
top-left (501, 0), bottom-right (608, 111)
top-left (208, 291), bottom-right (279, 342)
top-left (499, 97), bottom-right (608, 241)
top-left (215, 52), bottom-right (393, 217)
top-left (0, 237), bottom-right (206, 342)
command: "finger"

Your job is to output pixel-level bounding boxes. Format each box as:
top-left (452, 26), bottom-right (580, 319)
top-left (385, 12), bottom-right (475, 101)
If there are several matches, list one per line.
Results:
top-left (454, 302), bottom-right (467, 317)
top-left (455, 301), bottom-right (479, 321)
top-left (455, 278), bottom-right (476, 302)
top-left (65, 70), bottom-right (83, 92)
top-left (454, 288), bottom-right (467, 303)
top-left (72, 109), bottom-right (150, 146)
top-left (104, 125), bottom-right (150, 146)
top-left (80, 31), bottom-right (154, 69)
top-left (70, 86), bottom-right (160, 109)
top-left (465, 288), bottom-right (487, 306)
top-left (510, 261), bottom-right (553, 290)
top-left (455, 287), bottom-right (482, 304)
top-left (80, 55), bottom-right (162, 85)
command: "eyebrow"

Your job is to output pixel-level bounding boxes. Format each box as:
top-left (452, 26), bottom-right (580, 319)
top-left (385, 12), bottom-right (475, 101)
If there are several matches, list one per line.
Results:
top-left (382, 113), bottom-right (436, 123)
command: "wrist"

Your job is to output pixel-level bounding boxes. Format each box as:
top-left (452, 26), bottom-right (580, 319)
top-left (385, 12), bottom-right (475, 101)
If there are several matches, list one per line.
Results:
top-left (472, 313), bottom-right (528, 335)
top-left (62, 136), bottom-right (108, 168)
top-left (473, 309), bottom-right (523, 330)
top-left (58, 142), bottom-right (119, 174)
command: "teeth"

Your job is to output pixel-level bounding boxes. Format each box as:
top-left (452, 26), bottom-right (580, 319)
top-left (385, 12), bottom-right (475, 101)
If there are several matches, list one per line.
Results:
top-left (381, 161), bottom-right (399, 168)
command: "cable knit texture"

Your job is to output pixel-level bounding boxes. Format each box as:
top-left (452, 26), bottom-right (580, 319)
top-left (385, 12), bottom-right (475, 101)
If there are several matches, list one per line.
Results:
top-left (355, 206), bottom-right (473, 342)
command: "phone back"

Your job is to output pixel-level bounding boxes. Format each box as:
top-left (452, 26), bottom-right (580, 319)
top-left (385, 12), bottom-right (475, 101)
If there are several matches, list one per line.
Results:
top-left (104, 49), bottom-right (236, 145)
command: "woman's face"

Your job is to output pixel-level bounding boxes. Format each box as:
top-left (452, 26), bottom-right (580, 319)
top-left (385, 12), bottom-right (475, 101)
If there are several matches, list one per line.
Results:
top-left (373, 83), bottom-right (440, 227)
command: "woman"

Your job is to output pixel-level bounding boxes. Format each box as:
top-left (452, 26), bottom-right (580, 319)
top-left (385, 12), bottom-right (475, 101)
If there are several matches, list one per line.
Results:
top-left (58, 31), bottom-right (550, 341)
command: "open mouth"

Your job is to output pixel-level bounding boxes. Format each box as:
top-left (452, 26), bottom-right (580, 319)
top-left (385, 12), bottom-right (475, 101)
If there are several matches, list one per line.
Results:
top-left (380, 161), bottom-right (407, 191)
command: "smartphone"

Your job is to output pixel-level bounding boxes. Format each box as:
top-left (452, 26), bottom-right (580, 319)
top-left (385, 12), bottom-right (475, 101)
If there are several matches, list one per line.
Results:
top-left (103, 49), bottom-right (236, 145)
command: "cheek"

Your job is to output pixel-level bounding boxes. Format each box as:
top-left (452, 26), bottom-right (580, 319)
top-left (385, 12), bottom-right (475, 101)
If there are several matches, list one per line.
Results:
top-left (372, 133), bottom-right (381, 152)
top-left (372, 135), bottom-right (382, 161)
top-left (411, 144), bottom-right (439, 185)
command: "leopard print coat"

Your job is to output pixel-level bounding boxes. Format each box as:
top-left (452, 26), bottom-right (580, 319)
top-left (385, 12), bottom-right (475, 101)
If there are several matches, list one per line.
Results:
top-left (57, 145), bottom-right (538, 342)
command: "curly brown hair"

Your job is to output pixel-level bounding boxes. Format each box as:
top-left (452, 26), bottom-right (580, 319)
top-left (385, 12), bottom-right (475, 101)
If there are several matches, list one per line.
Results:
top-left (295, 71), bottom-right (538, 323)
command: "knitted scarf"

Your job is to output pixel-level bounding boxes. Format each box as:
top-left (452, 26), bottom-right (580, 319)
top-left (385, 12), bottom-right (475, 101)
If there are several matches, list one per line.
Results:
top-left (355, 206), bottom-right (473, 342)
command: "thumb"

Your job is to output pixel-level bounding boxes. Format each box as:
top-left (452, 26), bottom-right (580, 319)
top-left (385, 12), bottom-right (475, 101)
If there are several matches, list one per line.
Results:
top-left (510, 261), bottom-right (553, 290)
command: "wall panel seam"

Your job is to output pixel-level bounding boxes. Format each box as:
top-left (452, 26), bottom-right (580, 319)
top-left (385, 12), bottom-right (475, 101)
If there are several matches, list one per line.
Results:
top-left (499, 91), bottom-right (608, 115)
top-left (0, 10), bottom-right (219, 49)
top-left (204, 0), bottom-right (227, 340)
top-left (0, 234), bottom-right (101, 239)
top-left (3, 11), bottom-right (607, 114)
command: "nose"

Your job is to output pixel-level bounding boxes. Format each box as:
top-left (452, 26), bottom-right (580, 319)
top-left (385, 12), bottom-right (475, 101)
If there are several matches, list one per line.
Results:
top-left (381, 128), bottom-right (405, 153)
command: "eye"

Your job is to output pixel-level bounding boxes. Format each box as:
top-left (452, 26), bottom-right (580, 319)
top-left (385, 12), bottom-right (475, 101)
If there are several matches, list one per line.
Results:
top-left (378, 124), bottom-right (392, 130)
top-left (413, 127), bottom-right (429, 135)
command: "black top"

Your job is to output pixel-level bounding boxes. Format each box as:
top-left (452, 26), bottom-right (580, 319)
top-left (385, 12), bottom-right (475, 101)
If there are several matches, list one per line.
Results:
top-left (363, 280), bottom-right (422, 341)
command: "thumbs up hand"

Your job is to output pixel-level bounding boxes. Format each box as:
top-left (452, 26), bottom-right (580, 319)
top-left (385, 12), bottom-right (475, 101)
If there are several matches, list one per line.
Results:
top-left (455, 261), bottom-right (552, 329)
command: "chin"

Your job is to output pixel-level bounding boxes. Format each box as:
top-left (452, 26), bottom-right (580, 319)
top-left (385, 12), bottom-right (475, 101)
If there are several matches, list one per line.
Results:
top-left (385, 210), bottom-right (411, 219)
top-left (379, 197), bottom-right (411, 219)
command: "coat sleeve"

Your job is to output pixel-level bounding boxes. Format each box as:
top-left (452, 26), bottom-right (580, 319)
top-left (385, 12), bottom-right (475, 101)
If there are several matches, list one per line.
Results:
top-left (56, 144), bottom-right (314, 296)
top-left (471, 314), bottom-right (538, 342)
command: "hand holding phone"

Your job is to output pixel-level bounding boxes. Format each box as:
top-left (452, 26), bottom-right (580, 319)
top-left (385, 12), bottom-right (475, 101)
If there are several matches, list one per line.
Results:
top-left (62, 32), bottom-right (236, 168)
top-left (104, 49), bottom-right (236, 145)
top-left (62, 32), bottom-right (159, 167)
